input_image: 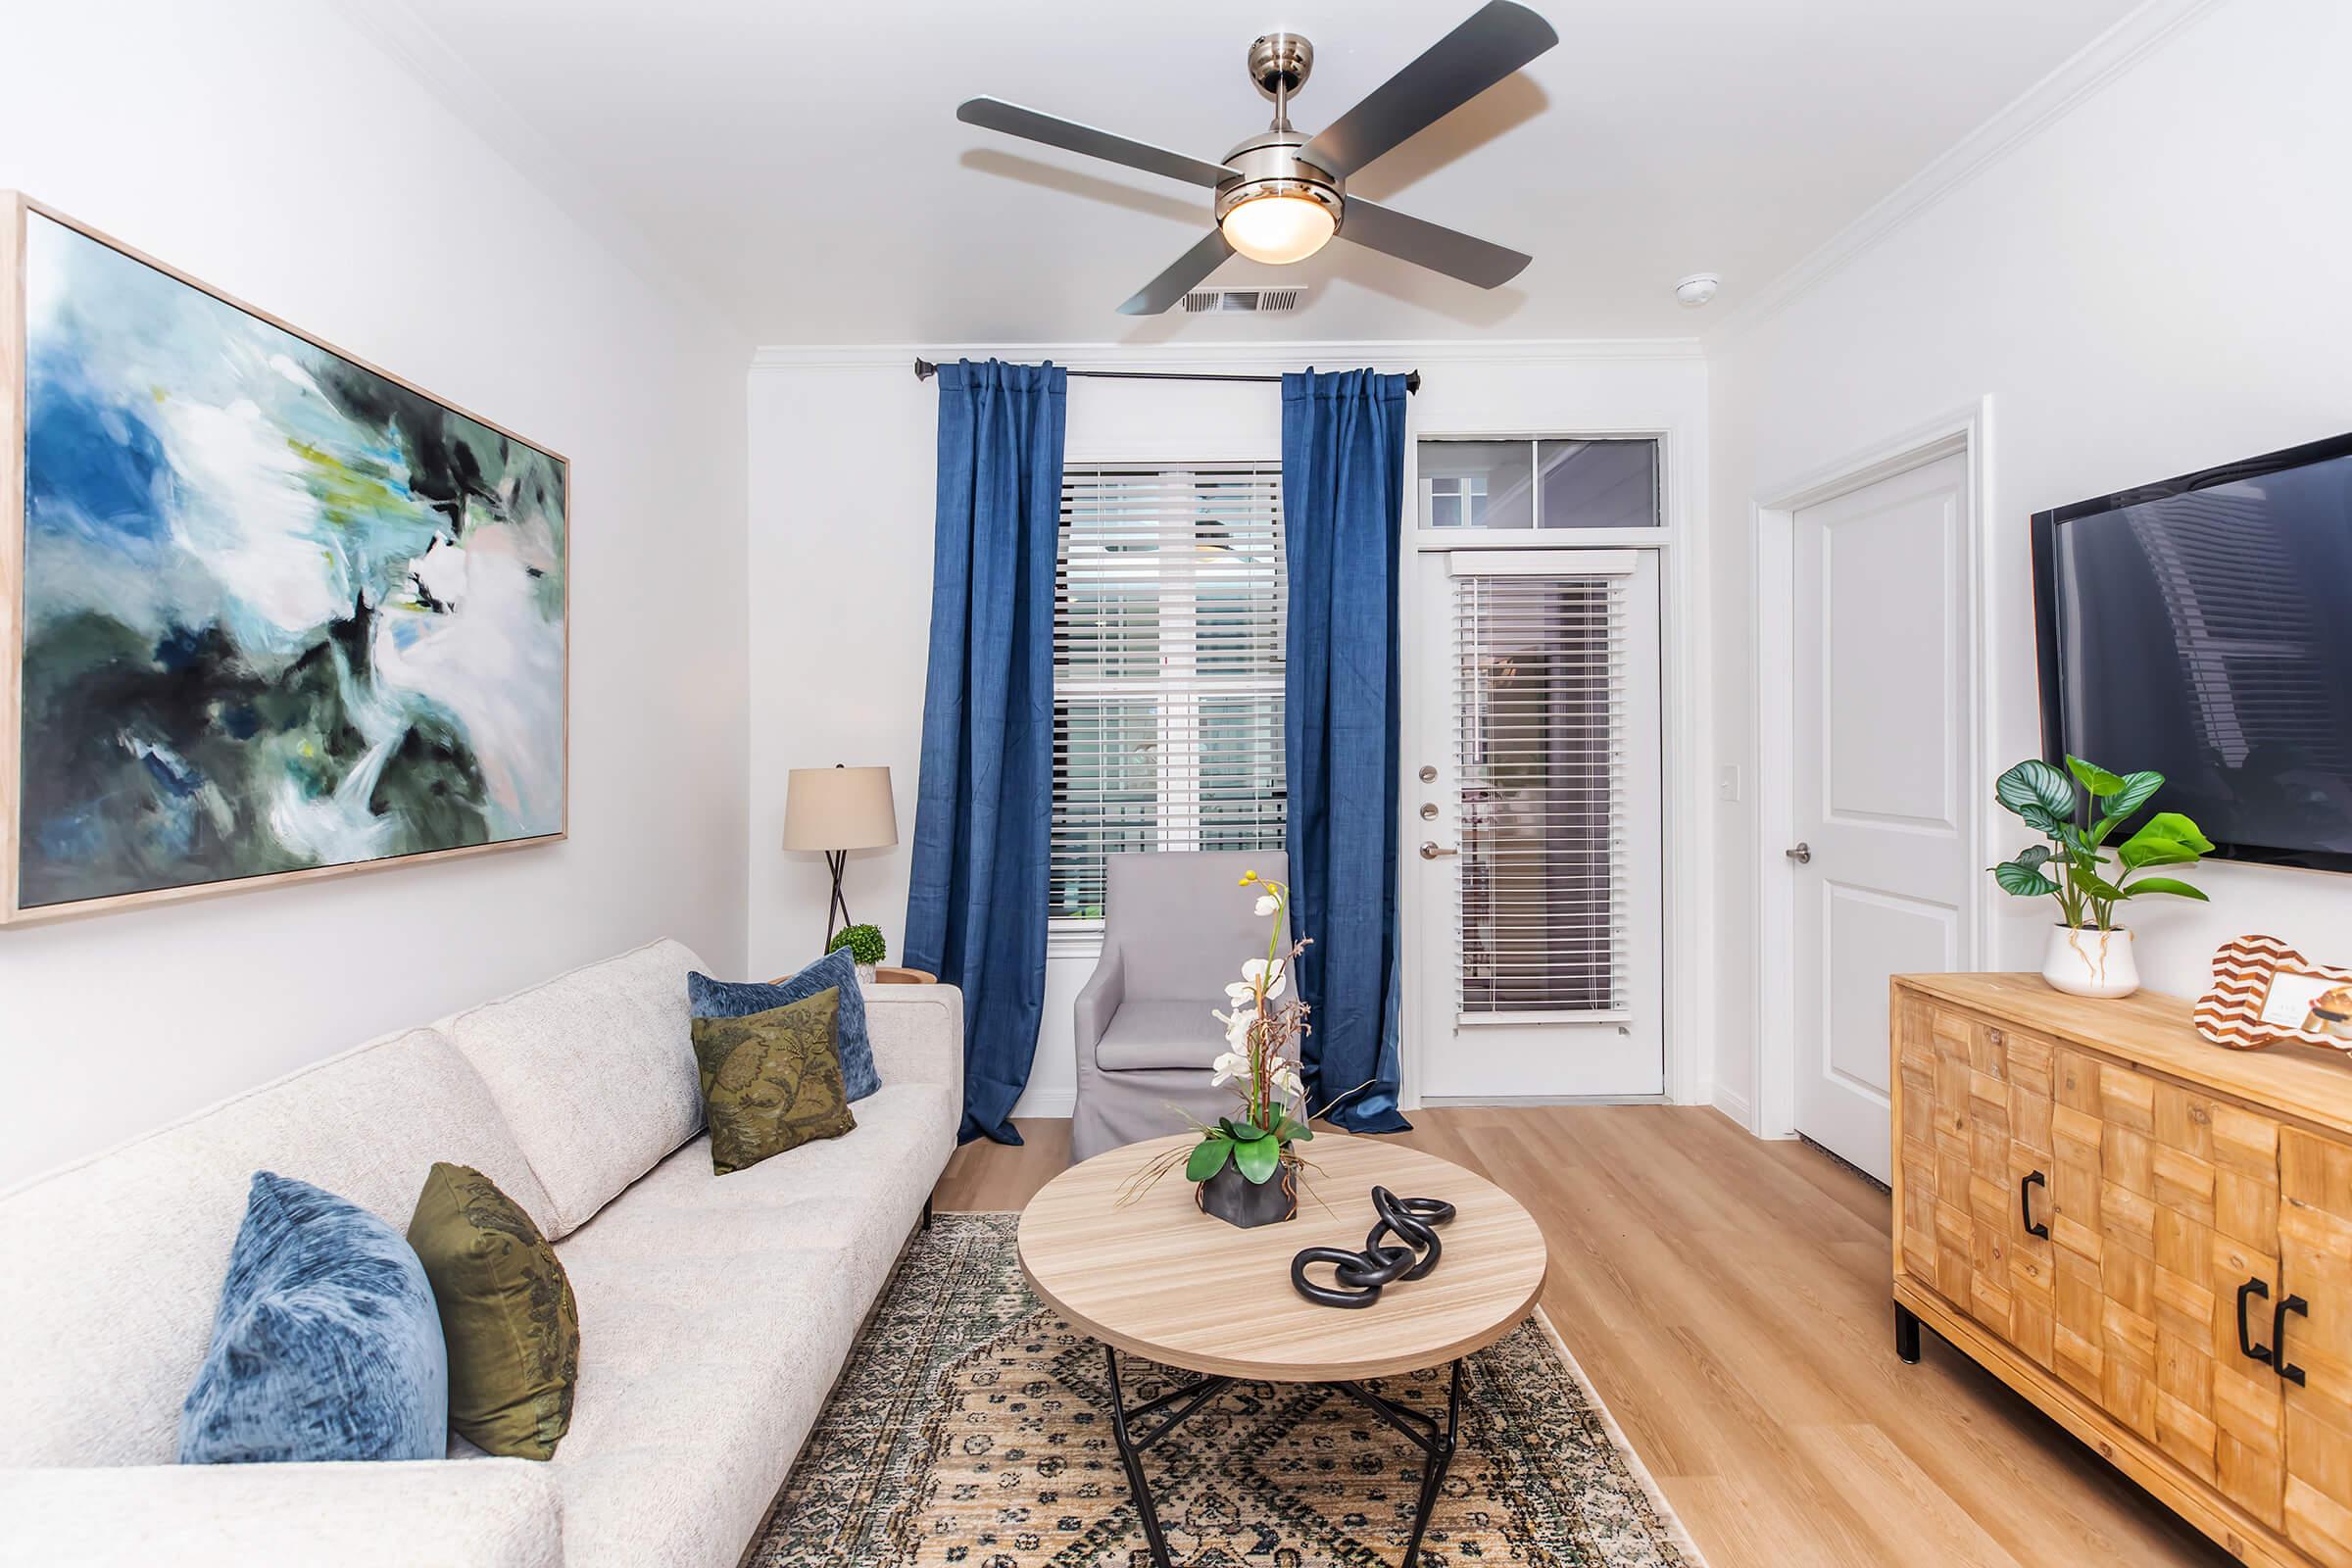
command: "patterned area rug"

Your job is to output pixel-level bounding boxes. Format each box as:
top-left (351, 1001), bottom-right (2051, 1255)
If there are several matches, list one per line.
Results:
top-left (751, 1212), bottom-right (1703, 1567)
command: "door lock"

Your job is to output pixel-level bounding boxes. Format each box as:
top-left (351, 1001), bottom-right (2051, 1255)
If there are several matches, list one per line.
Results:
top-left (1786, 842), bottom-right (1812, 863)
top-left (1418, 765), bottom-right (1439, 783)
top-left (1420, 842), bottom-right (1459, 859)
top-left (1420, 803), bottom-right (1440, 820)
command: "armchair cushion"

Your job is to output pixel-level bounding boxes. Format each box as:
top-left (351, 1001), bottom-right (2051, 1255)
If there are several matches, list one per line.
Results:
top-left (1094, 1001), bottom-right (1225, 1073)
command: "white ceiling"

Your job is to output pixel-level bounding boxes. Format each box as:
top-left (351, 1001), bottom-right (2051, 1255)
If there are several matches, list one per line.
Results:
top-left (378, 0), bottom-right (2145, 345)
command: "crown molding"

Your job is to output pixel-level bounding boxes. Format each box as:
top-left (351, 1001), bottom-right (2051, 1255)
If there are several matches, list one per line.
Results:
top-left (748, 338), bottom-right (1704, 373)
top-left (1703, 0), bottom-right (2223, 347)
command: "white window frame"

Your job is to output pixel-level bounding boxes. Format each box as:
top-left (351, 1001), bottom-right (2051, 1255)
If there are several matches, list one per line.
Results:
top-left (1049, 462), bottom-right (1286, 955)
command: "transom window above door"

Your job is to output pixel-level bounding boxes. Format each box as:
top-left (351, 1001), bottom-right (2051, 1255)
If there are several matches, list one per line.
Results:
top-left (1418, 438), bottom-right (1660, 531)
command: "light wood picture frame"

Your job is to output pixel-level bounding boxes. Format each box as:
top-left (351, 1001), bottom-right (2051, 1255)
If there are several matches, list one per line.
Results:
top-left (1, 192), bottom-right (568, 926)
top-left (2193, 932), bottom-right (2352, 1054)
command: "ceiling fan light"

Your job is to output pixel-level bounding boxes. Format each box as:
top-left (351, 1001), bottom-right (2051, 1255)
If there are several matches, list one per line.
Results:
top-left (1220, 189), bottom-right (1338, 266)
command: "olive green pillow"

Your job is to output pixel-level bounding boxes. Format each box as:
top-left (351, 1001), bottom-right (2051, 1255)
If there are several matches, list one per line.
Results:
top-left (406, 1163), bottom-right (579, 1460)
top-left (690, 988), bottom-right (857, 1175)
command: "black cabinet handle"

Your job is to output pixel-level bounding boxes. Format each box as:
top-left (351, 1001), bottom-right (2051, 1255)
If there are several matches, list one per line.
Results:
top-left (2275, 1294), bottom-right (2310, 1387)
top-left (2236, 1277), bottom-right (2274, 1366)
top-left (2019, 1170), bottom-right (2050, 1239)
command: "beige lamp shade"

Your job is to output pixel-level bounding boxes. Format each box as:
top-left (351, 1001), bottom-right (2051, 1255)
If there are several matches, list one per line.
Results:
top-left (782, 766), bottom-right (898, 852)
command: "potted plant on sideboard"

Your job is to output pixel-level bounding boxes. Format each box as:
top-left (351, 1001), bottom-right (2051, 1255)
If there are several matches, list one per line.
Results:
top-left (1989, 757), bottom-right (2212, 999)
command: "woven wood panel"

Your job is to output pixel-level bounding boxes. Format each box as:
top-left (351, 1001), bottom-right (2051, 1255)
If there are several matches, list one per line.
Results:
top-left (2066, 1049), bottom-right (2288, 1526)
top-left (2282, 1128), bottom-right (2352, 1565)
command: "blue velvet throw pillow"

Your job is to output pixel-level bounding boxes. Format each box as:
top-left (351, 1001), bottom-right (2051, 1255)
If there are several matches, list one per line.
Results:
top-left (690, 948), bottom-right (879, 1102)
top-left (178, 1172), bottom-right (448, 1465)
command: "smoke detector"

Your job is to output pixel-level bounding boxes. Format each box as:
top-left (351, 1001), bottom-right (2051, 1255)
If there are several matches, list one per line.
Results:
top-left (1675, 272), bottom-right (1720, 308)
top-left (1181, 286), bottom-right (1307, 315)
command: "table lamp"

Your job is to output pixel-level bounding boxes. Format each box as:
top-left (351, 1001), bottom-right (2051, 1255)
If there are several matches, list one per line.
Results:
top-left (782, 765), bottom-right (898, 947)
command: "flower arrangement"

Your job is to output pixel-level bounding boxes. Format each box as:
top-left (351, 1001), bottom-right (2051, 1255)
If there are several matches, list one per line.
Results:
top-left (1117, 869), bottom-right (1314, 1225)
top-left (1187, 870), bottom-right (1314, 1186)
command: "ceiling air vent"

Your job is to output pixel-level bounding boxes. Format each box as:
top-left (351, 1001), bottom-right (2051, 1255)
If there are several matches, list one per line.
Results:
top-left (1181, 287), bottom-right (1307, 315)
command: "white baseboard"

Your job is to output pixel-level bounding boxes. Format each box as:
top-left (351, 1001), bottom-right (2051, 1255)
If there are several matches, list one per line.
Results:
top-left (1712, 1085), bottom-right (1756, 1133)
top-left (1009, 1089), bottom-right (1074, 1120)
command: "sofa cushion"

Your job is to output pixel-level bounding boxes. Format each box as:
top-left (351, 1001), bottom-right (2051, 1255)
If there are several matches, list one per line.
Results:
top-left (408, 1162), bottom-right (579, 1461)
top-left (0, 1024), bottom-right (549, 1469)
top-left (581, 1083), bottom-right (955, 1312)
top-left (549, 1254), bottom-right (855, 1568)
top-left (689, 948), bottom-right (879, 1101)
top-left (1094, 999), bottom-right (1225, 1072)
top-left (446, 938), bottom-right (708, 1239)
top-left (179, 1173), bottom-right (448, 1465)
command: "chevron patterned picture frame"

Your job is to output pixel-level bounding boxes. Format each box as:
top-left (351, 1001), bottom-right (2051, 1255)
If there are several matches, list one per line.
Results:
top-left (2193, 933), bottom-right (2352, 1053)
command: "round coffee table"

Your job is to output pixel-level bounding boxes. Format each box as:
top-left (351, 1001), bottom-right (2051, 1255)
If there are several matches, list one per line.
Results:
top-left (1018, 1131), bottom-right (1548, 1568)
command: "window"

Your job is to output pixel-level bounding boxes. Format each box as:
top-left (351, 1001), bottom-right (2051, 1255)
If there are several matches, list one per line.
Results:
top-left (1052, 465), bottom-right (1286, 921)
top-left (1419, 437), bottom-right (1660, 530)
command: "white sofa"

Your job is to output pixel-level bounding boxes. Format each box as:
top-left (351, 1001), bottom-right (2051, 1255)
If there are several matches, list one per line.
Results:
top-left (0, 938), bottom-right (964, 1568)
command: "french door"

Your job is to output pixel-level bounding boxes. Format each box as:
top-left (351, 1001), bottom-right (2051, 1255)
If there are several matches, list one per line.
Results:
top-left (1412, 549), bottom-right (1665, 1099)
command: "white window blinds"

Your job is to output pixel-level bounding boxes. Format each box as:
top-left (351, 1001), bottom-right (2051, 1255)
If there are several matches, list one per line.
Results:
top-left (1452, 564), bottom-right (1629, 1015)
top-left (1052, 465), bottom-right (1287, 920)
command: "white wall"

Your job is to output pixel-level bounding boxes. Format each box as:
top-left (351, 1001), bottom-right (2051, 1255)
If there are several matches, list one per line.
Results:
top-left (0, 0), bottom-right (751, 1185)
top-left (1707, 0), bottom-right (2352, 1121)
top-left (747, 343), bottom-right (1711, 1120)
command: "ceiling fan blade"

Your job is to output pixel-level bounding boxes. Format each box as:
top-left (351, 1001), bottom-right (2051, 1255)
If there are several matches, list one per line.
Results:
top-left (1298, 1), bottom-right (1558, 178)
top-left (1339, 198), bottom-right (1530, 289)
top-left (957, 98), bottom-right (1232, 188)
top-left (1117, 229), bottom-right (1236, 316)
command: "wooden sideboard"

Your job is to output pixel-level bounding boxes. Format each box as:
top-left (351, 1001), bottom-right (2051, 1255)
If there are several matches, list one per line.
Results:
top-left (1890, 972), bottom-right (2352, 1568)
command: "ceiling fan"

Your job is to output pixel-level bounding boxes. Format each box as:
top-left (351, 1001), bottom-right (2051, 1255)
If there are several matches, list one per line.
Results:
top-left (956, 1), bottom-right (1557, 316)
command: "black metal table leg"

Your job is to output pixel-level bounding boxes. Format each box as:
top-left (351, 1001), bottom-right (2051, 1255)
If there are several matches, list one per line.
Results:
top-left (1894, 1301), bottom-right (1922, 1364)
top-left (1102, 1347), bottom-right (1464, 1568)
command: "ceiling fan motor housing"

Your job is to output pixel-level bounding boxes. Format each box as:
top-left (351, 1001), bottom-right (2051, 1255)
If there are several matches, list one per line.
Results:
top-left (1214, 127), bottom-right (1345, 234)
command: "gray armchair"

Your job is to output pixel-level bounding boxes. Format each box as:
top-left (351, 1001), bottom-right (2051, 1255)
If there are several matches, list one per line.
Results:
top-left (1071, 850), bottom-right (1291, 1165)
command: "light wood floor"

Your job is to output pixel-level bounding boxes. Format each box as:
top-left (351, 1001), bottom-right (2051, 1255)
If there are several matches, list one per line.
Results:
top-left (935, 1106), bottom-right (2234, 1568)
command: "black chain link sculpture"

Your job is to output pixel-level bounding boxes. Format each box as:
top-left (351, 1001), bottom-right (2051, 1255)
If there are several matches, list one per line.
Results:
top-left (1290, 1185), bottom-right (1458, 1308)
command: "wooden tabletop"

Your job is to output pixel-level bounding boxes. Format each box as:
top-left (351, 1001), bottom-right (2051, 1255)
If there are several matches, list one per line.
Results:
top-left (1017, 1131), bottom-right (1549, 1382)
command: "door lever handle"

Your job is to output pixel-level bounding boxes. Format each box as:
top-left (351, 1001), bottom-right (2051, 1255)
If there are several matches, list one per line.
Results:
top-left (1786, 843), bottom-right (1812, 863)
top-left (1419, 842), bottom-right (1459, 859)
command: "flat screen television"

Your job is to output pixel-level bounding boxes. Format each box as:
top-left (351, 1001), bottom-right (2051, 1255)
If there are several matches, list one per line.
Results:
top-left (2033, 430), bottom-right (2352, 874)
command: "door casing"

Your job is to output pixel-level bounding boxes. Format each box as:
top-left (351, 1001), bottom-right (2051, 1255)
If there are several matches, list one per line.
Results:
top-left (1750, 399), bottom-right (1995, 1142)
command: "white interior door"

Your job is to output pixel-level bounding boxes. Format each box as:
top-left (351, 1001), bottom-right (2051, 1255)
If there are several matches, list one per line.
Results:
top-left (1789, 452), bottom-right (1975, 1178)
top-left (1413, 549), bottom-right (1664, 1099)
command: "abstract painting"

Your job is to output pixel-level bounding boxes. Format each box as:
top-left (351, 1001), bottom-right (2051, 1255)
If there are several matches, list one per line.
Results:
top-left (1, 196), bottom-right (566, 922)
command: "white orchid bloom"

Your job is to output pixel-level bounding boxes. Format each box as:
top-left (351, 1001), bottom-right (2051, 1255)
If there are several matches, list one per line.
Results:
top-left (1240, 958), bottom-right (1287, 1002)
top-left (1223, 979), bottom-right (1259, 1007)
top-left (1253, 893), bottom-right (1281, 918)
top-left (1209, 1050), bottom-right (1250, 1086)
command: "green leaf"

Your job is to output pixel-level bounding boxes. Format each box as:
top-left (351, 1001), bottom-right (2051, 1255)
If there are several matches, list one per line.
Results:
top-left (2013, 844), bottom-right (2053, 869)
top-left (2104, 770), bottom-right (2164, 819)
top-left (1995, 760), bottom-right (2077, 823)
top-left (2017, 804), bottom-right (2071, 838)
top-left (1185, 1137), bottom-right (1234, 1182)
top-left (2117, 811), bottom-right (2214, 868)
top-left (1233, 1132), bottom-right (1281, 1184)
top-left (1991, 858), bottom-right (2062, 898)
top-left (2065, 757), bottom-right (2128, 799)
top-left (2074, 866), bottom-right (2128, 903)
top-left (2126, 875), bottom-right (2207, 901)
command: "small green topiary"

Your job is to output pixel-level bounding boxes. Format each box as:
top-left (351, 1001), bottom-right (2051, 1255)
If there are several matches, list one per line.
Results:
top-left (826, 923), bottom-right (887, 966)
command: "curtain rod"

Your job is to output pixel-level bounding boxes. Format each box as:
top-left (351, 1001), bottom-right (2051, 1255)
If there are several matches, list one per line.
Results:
top-left (912, 358), bottom-right (1419, 394)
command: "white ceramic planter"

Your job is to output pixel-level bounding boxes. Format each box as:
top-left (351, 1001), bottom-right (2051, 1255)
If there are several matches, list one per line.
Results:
top-left (2041, 925), bottom-right (2139, 999)
top-left (855, 961), bottom-right (878, 987)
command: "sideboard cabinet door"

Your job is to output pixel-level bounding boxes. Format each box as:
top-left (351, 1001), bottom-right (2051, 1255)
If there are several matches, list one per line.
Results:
top-left (2280, 1128), bottom-right (2352, 1565)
